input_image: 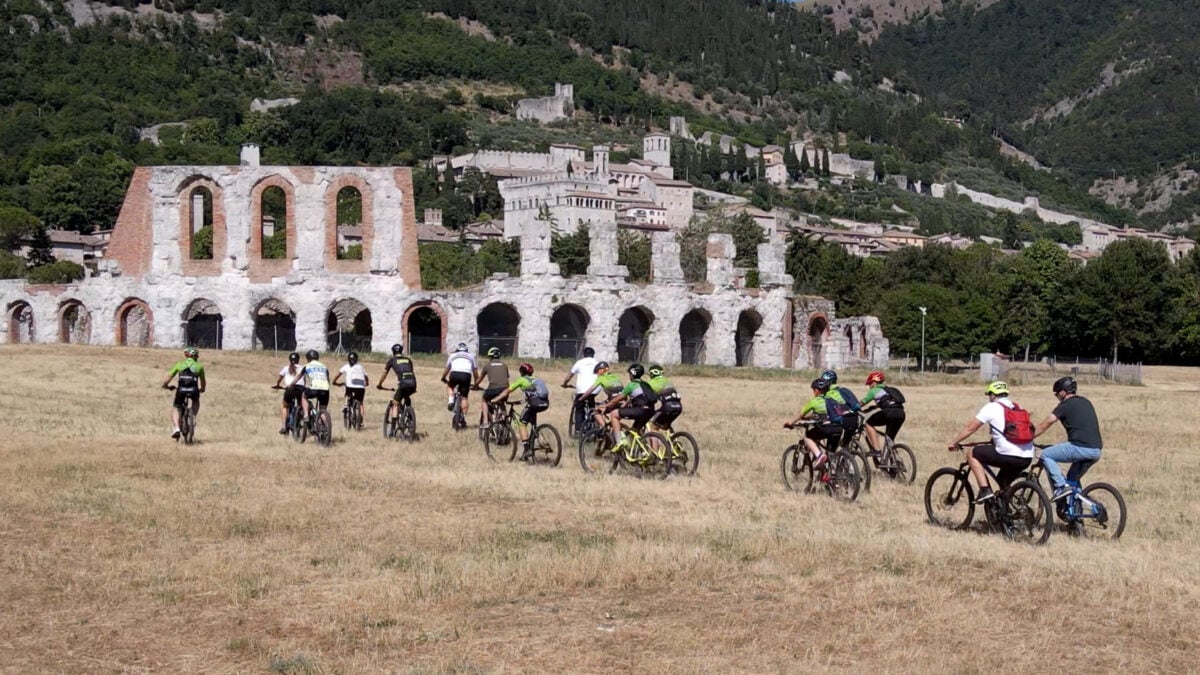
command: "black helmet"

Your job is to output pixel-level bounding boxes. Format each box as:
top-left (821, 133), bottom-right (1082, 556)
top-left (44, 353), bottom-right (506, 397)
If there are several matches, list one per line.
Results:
top-left (1052, 376), bottom-right (1077, 395)
top-left (583, 346), bottom-right (595, 357)
top-left (811, 378), bottom-right (831, 394)
top-left (821, 369), bottom-right (838, 385)
top-left (306, 349), bottom-right (319, 360)
top-left (628, 363), bottom-right (645, 379)
top-left (288, 352), bottom-right (300, 364)
top-left (391, 343), bottom-right (403, 355)
top-left (348, 351), bottom-right (359, 365)
top-left (593, 360), bottom-right (610, 374)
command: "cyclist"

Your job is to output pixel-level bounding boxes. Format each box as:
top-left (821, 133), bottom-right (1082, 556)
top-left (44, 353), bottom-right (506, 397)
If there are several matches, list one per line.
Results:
top-left (441, 342), bottom-right (477, 419)
top-left (580, 361), bottom-right (624, 431)
top-left (377, 343), bottom-right (417, 420)
top-left (474, 346), bottom-right (510, 426)
top-left (301, 349), bottom-right (331, 426)
top-left (946, 381), bottom-right (1034, 503)
top-left (1032, 376), bottom-right (1103, 501)
top-left (332, 351), bottom-right (369, 418)
top-left (821, 369), bottom-right (863, 449)
top-left (599, 363), bottom-right (655, 446)
top-left (490, 363), bottom-right (551, 460)
top-left (561, 346), bottom-right (598, 436)
top-left (860, 371), bottom-right (905, 454)
top-left (273, 351), bottom-right (305, 434)
top-left (783, 378), bottom-right (842, 470)
top-left (645, 364), bottom-right (683, 432)
top-left (161, 347), bottom-right (206, 439)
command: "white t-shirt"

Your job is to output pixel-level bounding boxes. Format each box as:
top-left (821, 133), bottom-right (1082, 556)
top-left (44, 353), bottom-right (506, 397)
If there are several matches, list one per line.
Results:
top-left (279, 365), bottom-right (305, 388)
top-left (339, 363), bottom-right (367, 389)
top-left (446, 351), bottom-right (476, 374)
top-left (570, 357), bottom-right (598, 394)
top-left (976, 398), bottom-right (1034, 458)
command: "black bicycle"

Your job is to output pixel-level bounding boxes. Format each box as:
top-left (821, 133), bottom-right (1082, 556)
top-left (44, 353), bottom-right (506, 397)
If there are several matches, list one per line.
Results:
top-left (379, 387), bottom-right (417, 442)
top-left (167, 385), bottom-right (197, 445)
top-left (342, 393), bottom-right (365, 431)
top-left (1026, 445), bottom-right (1126, 541)
top-left (780, 421), bottom-right (860, 502)
top-left (851, 407), bottom-right (917, 485)
top-left (273, 385), bottom-right (306, 442)
top-left (924, 443), bottom-right (1052, 545)
top-left (443, 378), bottom-right (468, 432)
top-left (303, 395), bottom-right (334, 447)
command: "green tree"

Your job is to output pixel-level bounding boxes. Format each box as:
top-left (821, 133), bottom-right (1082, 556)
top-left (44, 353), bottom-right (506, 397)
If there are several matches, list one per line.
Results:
top-left (0, 204), bottom-right (41, 250)
top-left (618, 230), bottom-right (651, 282)
top-left (191, 225), bottom-right (214, 259)
top-left (0, 251), bottom-right (26, 279)
top-left (999, 239), bottom-right (1073, 359)
top-left (784, 143), bottom-right (801, 180)
top-left (799, 146), bottom-right (811, 175)
top-left (28, 166), bottom-right (84, 230)
top-left (27, 260), bottom-right (85, 284)
top-left (550, 225), bottom-right (590, 277)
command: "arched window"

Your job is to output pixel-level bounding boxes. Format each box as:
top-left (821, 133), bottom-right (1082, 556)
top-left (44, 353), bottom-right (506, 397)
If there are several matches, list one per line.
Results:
top-left (260, 186), bottom-right (287, 260)
top-left (189, 187), bottom-right (214, 259)
top-left (680, 309), bottom-right (711, 365)
top-left (549, 304), bottom-right (590, 358)
top-left (477, 303), bottom-right (521, 356)
top-left (336, 186), bottom-right (363, 260)
top-left (618, 306), bottom-right (654, 362)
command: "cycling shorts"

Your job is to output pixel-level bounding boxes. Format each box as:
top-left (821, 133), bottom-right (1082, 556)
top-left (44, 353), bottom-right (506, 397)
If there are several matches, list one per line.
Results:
top-left (447, 372), bottom-right (472, 396)
top-left (283, 385), bottom-right (305, 405)
top-left (483, 386), bottom-right (506, 402)
top-left (971, 443), bottom-right (1031, 487)
top-left (345, 387), bottom-right (365, 404)
top-left (867, 408), bottom-right (906, 440)
top-left (305, 389), bottom-right (330, 407)
top-left (806, 423), bottom-right (843, 452)
top-left (392, 380), bottom-right (417, 402)
top-left (521, 401), bottom-right (549, 426)
top-left (173, 389), bottom-right (199, 408)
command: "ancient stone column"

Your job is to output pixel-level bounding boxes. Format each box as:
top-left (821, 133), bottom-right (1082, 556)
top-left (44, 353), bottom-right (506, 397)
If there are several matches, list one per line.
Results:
top-left (650, 231), bottom-right (684, 284)
top-left (705, 233), bottom-right (736, 288)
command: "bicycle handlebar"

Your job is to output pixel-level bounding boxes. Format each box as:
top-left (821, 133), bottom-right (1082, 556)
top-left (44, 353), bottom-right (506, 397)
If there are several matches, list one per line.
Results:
top-left (784, 420), bottom-right (818, 429)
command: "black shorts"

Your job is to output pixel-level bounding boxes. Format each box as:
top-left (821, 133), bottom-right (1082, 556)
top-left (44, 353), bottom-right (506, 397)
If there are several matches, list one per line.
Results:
top-left (483, 386), bottom-right (506, 402)
top-left (617, 405), bottom-right (654, 429)
top-left (806, 423), bottom-right (843, 451)
top-left (173, 389), bottom-right (199, 408)
top-left (971, 443), bottom-right (1031, 487)
top-left (283, 385), bottom-right (304, 405)
top-left (867, 407), bottom-right (906, 440)
top-left (345, 388), bottom-right (365, 403)
top-left (392, 380), bottom-right (417, 402)
top-left (521, 402), bottom-right (549, 425)
top-left (447, 372), bottom-right (472, 396)
top-left (305, 389), bottom-right (330, 407)
top-left (651, 398), bottom-right (683, 428)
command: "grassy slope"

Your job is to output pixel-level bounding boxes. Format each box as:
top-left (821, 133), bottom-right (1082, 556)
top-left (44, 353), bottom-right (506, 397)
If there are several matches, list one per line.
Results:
top-left (1, 345), bottom-right (1197, 670)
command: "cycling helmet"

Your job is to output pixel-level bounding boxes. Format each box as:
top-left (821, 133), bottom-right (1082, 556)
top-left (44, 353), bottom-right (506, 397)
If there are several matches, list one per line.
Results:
top-left (1052, 376), bottom-right (1077, 395)
top-left (648, 364), bottom-right (665, 377)
top-left (455, 342), bottom-right (468, 353)
top-left (391, 343), bottom-right (403, 355)
top-left (628, 363), bottom-right (645, 379)
top-left (347, 352), bottom-right (359, 365)
top-left (288, 352), bottom-right (300, 364)
top-left (866, 371), bottom-right (885, 385)
top-left (821, 369), bottom-right (838, 385)
top-left (306, 349), bottom-right (320, 360)
top-left (593, 361), bottom-right (610, 374)
top-left (519, 362), bottom-right (534, 376)
top-left (811, 378), bottom-right (831, 394)
top-left (986, 381), bottom-right (1009, 397)
top-left (583, 346), bottom-right (595, 357)
top-left (486, 346), bottom-right (501, 358)
top-left (184, 347), bottom-right (199, 358)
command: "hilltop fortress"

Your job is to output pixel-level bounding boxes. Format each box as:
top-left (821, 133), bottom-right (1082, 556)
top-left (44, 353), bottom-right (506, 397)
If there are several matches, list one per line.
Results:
top-left (2, 144), bottom-right (888, 370)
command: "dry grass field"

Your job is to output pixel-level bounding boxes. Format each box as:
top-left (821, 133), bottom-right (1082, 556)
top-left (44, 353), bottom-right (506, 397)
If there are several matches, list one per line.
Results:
top-left (2, 345), bottom-right (1198, 673)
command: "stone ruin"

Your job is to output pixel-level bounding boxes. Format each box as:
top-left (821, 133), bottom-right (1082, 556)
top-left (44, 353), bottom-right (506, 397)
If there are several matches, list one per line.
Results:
top-left (1, 149), bottom-right (889, 370)
top-left (515, 83), bottom-right (575, 124)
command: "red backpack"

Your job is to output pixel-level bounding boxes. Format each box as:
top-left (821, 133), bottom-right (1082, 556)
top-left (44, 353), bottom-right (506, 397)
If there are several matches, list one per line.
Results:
top-left (997, 401), bottom-right (1034, 444)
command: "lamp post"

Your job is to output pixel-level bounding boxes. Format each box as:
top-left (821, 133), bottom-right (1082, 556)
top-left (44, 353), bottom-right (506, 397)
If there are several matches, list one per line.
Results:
top-left (919, 306), bottom-right (928, 373)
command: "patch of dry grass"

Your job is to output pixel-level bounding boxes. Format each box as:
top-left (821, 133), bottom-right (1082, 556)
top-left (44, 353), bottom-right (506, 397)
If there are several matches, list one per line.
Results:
top-left (1, 346), bottom-right (1197, 672)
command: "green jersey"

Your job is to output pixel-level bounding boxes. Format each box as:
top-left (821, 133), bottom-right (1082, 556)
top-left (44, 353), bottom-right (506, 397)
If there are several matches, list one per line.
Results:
top-left (593, 372), bottom-right (624, 396)
top-left (169, 358), bottom-right (204, 392)
top-left (801, 395), bottom-right (831, 419)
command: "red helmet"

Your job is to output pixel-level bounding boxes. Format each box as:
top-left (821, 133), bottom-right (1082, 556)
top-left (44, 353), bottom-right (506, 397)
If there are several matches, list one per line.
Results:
top-left (519, 362), bottom-right (534, 376)
top-left (866, 371), bottom-right (886, 385)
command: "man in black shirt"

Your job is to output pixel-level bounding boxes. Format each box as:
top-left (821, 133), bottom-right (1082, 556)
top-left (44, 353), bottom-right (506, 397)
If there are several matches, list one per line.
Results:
top-left (1032, 376), bottom-right (1103, 500)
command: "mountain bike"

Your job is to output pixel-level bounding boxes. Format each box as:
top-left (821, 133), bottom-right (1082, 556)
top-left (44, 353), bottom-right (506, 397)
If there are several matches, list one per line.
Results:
top-left (1025, 445), bottom-right (1126, 541)
top-left (303, 394), bottom-right (334, 447)
top-left (379, 387), bottom-right (417, 442)
top-left (167, 385), bottom-right (197, 445)
top-left (566, 388), bottom-right (595, 439)
top-left (853, 407), bottom-right (917, 485)
top-left (483, 401), bottom-right (562, 466)
top-left (482, 400), bottom-right (518, 461)
top-left (342, 391), bottom-right (365, 431)
top-left (654, 425), bottom-right (700, 477)
top-left (443, 377), bottom-right (468, 432)
top-left (780, 421), bottom-right (860, 501)
top-left (924, 443), bottom-right (1052, 545)
top-left (839, 416), bottom-right (873, 493)
top-left (273, 385), bottom-right (306, 442)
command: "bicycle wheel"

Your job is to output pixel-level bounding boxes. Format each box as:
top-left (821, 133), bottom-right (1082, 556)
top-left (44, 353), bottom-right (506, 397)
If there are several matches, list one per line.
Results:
top-left (578, 427), bottom-right (610, 473)
top-left (924, 468), bottom-right (975, 530)
top-left (181, 408), bottom-right (195, 445)
top-left (638, 432), bottom-right (671, 479)
top-left (353, 401), bottom-right (364, 430)
top-left (399, 406), bottom-right (417, 443)
top-left (847, 442), bottom-right (871, 493)
top-left (880, 443), bottom-right (917, 484)
top-left (343, 405), bottom-right (351, 430)
top-left (483, 421), bottom-right (509, 461)
top-left (665, 431), bottom-right (700, 477)
top-left (529, 424), bottom-right (563, 467)
top-left (317, 411), bottom-right (333, 447)
top-left (827, 450), bottom-right (860, 502)
top-left (297, 412), bottom-right (309, 444)
top-left (1076, 483), bottom-right (1127, 541)
top-left (1004, 479), bottom-right (1052, 545)
top-left (780, 445), bottom-right (814, 493)
top-left (381, 407), bottom-right (395, 440)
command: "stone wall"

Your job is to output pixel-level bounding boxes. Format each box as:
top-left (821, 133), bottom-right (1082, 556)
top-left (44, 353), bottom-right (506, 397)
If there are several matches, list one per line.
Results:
top-left (515, 83), bottom-right (574, 124)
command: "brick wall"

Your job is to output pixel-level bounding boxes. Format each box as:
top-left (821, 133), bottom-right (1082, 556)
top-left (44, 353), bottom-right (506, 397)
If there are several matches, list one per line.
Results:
top-left (106, 167), bottom-right (153, 277)
top-left (395, 168), bottom-right (422, 289)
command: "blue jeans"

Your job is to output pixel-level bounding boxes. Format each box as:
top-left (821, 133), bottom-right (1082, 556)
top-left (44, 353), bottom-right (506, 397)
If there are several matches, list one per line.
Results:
top-left (1041, 442), bottom-right (1101, 489)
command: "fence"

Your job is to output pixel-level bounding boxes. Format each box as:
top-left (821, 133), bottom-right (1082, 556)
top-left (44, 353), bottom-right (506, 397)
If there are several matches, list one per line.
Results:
top-left (681, 339), bottom-right (706, 365)
top-left (551, 338), bottom-right (585, 360)
top-left (893, 353), bottom-right (1144, 385)
top-left (479, 336), bottom-right (518, 357)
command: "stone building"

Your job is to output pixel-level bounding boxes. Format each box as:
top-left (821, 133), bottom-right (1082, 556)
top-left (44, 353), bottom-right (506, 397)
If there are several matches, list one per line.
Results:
top-left (515, 83), bottom-right (575, 124)
top-left (1, 148), bottom-right (888, 370)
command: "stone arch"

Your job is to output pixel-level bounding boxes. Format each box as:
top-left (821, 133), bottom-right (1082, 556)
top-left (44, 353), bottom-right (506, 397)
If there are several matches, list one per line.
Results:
top-left (549, 303), bottom-right (590, 359)
top-left (403, 301), bottom-right (445, 354)
top-left (259, 185), bottom-right (288, 259)
top-left (58, 300), bottom-right (91, 344)
top-left (617, 306), bottom-right (654, 362)
top-left (326, 298), bottom-right (373, 354)
top-left (249, 176), bottom-right (297, 280)
top-left (115, 298), bottom-right (154, 347)
top-left (477, 302), bottom-right (520, 356)
top-left (808, 314), bottom-right (829, 370)
top-left (183, 298), bottom-right (223, 349)
top-left (253, 297), bottom-right (297, 352)
top-left (7, 300), bottom-right (35, 344)
top-left (735, 309), bottom-right (763, 367)
top-left (680, 308), bottom-right (712, 365)
top-left (177, 176), bottom-right (226, 274)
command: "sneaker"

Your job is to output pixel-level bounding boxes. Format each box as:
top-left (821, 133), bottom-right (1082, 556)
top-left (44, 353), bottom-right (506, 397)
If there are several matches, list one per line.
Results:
top-left (1051, 485), bottom-right (1072, 502)
top-left (446, 400), bottom-right (454, 411)
top-left (171, 429), bottom-right (181, 440)
top-left (278, 426), bottom-right (288, 435)
top-left (974, 487), bottom-right (996, 504)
